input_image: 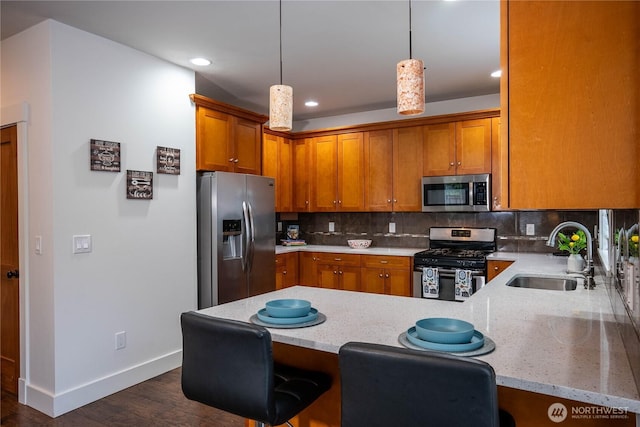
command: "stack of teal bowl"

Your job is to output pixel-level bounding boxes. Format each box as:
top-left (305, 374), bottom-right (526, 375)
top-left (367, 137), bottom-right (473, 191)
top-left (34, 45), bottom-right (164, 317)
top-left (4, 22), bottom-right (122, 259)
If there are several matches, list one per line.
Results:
top-left (257, 299), bottom-right (318, 325)
top-left (406, 317), bottom-right (484, 352)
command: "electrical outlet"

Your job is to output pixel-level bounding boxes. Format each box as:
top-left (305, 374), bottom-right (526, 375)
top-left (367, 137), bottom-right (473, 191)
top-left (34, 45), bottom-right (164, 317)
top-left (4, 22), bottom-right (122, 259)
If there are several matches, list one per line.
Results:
top-left (277, 222), bottom-right (282, 232)
top-left (389, 222), bottom-right (396, 233)
top-left (115, 331), bottom-right (126, 350)
top-left (329, 222), bottom-right (335, 232)
top-left (526, 224), bottom-right (535, 236)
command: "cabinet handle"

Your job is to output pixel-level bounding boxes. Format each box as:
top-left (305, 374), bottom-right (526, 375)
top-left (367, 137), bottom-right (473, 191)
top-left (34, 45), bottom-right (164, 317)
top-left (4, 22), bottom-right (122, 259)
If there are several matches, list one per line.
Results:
top-left (234, 158), bottom-right (239, 163)
top-left (305, 201), bottom-right (309, 205)
top-left (333, 270), bottom-right (338, 274)
top-left (338, 200), bottom-right (342, 204)
top-left (379, 273), bottom-right (384, 278)
top-left (449, 162), bottom-right (454, 166)
top-left (334, 258), bottom-right (342, 261)
top-left (380, 260), bottom-right (388, 264)
top-left (457, 161), bottom-right (461, 166)
top-left (387, 199), bottom-right (391, 203)
top-left (494, 266), bottom-right (499, 271)
top-left (229, 158), bottom-right (235, 162)
top-left (393, 199), bottom-right (397, 203)
top-left (338, 271), bottom-right (343, 275)
top-left (385, 273), bottom-right (390, 278)
top-left (283, 270), bottom-right (287, 275)
top-left (333, 200), bottom-right (337, 205)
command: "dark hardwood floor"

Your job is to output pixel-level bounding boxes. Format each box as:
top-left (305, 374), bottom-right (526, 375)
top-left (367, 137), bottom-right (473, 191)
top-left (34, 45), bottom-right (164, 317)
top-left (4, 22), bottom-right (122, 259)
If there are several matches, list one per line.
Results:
top-left (1, 368), bottom-right (246, 426)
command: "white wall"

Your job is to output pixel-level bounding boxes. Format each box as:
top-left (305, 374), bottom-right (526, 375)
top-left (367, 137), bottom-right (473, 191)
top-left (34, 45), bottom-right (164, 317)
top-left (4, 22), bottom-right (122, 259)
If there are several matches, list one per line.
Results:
top-left (1, 20), bottom-right (197, 416)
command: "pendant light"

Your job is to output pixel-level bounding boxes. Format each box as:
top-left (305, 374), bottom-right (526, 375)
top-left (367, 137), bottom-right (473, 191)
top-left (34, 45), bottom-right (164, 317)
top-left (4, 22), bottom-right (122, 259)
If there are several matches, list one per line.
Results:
top-left (397, 0), bottom-right (425, 116)
top-left (269, 0), bottom-right (293, 131)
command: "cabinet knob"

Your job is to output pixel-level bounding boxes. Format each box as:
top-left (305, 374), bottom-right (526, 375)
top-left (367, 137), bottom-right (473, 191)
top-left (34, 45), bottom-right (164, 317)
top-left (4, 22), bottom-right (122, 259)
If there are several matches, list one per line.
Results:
top-left (305, 201), bottom-right (309, 205)
top-left (338, 200), bottom-right (342, 204)
top-left (494, 266), bottom-right (499, 271)
top-left (338, 271), bottom-right (343, 275)
top-left (387, 199), bottom-right (391, 203)
top-left (393, 199), bottom-right (397, 203)
top-left (234, 158), bottom-right (239, 163)
top-left (385, 273), bottom-right (390, 278)
top-left (457, 161), bottom-right (461, 166)
top-left (449, 162), bottom-right (454, 166)
top-left (229, 158), bottom-right (235, 162)
top-left (333, 270), bottom-right (338, 274)
top-left (283, 270), bottom-right (287, 275)
top-left (379, 273), bottom-right (384, 278)
top-left (333, 200), bottom-right (337, 205)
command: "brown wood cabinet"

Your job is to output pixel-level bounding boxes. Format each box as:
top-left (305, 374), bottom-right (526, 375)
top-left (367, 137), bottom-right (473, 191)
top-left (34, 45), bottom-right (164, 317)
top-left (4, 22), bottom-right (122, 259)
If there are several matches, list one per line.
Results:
top-left (423, 118), bottom-right (492, 177)
top-left (363, 128), bottom-right (423, 212)
top-left (315, 253), bottom-right (361, 291)
top-left (310, 133), bottom-right (365, 212)
top-left (298, 251), bottom-right (319, 286)
top-left (262, 132), bottom-right (293, 212)
top-left (292, 139), bottom-right (312, 212)
top-left (487, 259), bottom-right (514, 282)
top-left (392, 126), bottom-right (424, 211)
top-left (502, 1), bottom-right (639, 209)
top-left (275, 252), bottom-right (298, 290)
top-left (191, 95), bottom-right (267, 174)
top-left (360, 255), bottom-right (412, 296)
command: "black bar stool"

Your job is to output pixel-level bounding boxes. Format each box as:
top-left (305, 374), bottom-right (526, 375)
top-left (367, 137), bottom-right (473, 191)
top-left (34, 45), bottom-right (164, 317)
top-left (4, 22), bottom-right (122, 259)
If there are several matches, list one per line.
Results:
top-left (180, 311), bottom-right (332, 427)
top-left (339, 342), bottom-right (516, 427)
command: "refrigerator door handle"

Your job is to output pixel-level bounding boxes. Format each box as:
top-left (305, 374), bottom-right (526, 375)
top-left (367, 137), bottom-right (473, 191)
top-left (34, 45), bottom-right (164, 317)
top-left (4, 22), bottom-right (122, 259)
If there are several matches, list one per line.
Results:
top-left (246, 201), bottom-right (256, 272)
top-left (241, 201), bottom-right (250, 272)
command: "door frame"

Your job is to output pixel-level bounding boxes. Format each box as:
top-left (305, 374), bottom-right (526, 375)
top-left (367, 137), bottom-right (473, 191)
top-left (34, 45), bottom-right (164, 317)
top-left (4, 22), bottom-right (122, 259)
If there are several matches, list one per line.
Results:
top-left (2, 102), bottom-right (30, 404)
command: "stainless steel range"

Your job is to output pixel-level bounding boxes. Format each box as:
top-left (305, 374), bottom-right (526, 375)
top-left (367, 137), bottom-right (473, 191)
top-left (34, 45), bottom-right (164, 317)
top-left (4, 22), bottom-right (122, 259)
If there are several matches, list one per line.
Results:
top-left (412, 227), bottom-right (497, 302)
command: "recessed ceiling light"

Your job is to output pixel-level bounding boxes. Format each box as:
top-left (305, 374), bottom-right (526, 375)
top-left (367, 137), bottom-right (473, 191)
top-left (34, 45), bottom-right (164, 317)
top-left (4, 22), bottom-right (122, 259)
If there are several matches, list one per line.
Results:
top-left (190, 57), bottom-right (211, 66)
top-left (491, 69), bottom-right (502, 78)
top-left (305, 100), bottom-right (319, 107)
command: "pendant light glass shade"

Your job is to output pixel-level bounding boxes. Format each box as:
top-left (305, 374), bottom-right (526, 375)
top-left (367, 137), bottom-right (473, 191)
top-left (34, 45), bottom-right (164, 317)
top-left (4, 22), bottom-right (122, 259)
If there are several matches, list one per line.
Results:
top-left (397, 58), bottom-right (425, 115)
top-left (269, 84), bottom-right (293, 131)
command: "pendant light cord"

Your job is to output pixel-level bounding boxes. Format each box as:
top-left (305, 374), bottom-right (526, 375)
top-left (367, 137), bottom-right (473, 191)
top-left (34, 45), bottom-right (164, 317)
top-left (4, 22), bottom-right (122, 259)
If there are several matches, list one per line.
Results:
top-left (408, 0), bottom-right (413, 59)
top-left (279, 0), bottom-right (283, 85)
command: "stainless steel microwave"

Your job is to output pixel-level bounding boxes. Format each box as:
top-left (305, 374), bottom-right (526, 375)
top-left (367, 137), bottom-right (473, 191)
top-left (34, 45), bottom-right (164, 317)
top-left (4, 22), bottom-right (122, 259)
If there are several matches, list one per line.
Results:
top-left (421, 174), bottom-right (490, 212)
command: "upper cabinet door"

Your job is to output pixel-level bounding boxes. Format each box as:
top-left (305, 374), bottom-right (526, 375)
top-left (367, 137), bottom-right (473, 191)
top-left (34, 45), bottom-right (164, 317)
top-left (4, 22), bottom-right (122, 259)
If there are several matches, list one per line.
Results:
top-left (196, 106), bottom-right (234, 172)
top-left (337, 132), bottom-right (365, 211)
top-left (364, 130), bottom-right (394, 211)
top-left (234, 117), bottom-right (262, 175)
top-left (505, 1), bottom-right (639, 208)
top-left (393, 126), bottom-right (423, 211)
top-left (310, 135), bottom-right (338, 212)
top-left (423, 123), bottom-right (456, 176)
top-left (456, 118), bottom-right (492, 175)
top-left (293, 139), bottom-right (311, 212)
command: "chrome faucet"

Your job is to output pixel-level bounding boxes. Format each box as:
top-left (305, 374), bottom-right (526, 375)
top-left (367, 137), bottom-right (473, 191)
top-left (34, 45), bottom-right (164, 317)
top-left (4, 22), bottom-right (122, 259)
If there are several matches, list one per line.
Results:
top-left (546, 221), bottom-right (595, 289)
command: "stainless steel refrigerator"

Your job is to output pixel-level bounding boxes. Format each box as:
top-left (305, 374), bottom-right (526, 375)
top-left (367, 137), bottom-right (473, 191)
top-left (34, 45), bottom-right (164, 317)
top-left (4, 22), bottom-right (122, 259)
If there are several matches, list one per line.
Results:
top-left (197, 172), bottom-right (276, 309)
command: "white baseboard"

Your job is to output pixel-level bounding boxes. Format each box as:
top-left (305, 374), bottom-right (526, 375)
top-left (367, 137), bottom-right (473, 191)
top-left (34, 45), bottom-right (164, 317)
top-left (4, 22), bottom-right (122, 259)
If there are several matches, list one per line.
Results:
top-left (23, 350), bottom-right (182, 418)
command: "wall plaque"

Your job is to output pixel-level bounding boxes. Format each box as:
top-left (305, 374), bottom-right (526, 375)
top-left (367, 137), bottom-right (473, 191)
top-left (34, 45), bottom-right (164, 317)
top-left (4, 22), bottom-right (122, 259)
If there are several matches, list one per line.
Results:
top-left (126, 170), bottom-right (153, 200)
top-left (156, 146), bottom-right (180, 175)
top-left (90, 139), bottom-right (121, 172)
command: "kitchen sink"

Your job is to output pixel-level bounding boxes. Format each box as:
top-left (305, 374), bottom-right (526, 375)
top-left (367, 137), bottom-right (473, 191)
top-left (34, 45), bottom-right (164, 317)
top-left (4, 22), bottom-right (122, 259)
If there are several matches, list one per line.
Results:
top-left (506, 275), bottom-right (578, 291)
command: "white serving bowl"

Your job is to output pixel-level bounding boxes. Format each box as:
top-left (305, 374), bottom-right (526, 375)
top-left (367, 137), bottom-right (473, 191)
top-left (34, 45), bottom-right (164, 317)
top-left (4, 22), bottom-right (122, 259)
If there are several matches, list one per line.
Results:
top-left (347, 239), bottom-right (372, 249)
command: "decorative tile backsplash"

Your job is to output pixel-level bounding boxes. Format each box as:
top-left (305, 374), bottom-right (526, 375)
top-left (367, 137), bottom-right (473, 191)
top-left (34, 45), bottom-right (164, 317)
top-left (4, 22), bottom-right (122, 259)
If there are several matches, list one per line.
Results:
top-left (278, 210), bottom-right (598, 252)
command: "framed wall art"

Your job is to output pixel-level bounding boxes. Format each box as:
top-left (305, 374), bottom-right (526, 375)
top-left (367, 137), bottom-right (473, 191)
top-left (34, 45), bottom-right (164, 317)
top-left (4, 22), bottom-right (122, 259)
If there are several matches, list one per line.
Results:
top-left (126, 170), bottom-right (153, 200)
top-left (156, 146), bottom-right (180, 175)
top-left (90, 139), bottom-right (121, 172)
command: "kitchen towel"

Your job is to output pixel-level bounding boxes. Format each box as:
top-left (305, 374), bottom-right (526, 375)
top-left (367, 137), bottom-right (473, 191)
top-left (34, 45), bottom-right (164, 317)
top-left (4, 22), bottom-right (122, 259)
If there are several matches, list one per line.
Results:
top-left (422, 267), bottom-right (439, 298)
top-left (455, 269), bottom-right (473, 301)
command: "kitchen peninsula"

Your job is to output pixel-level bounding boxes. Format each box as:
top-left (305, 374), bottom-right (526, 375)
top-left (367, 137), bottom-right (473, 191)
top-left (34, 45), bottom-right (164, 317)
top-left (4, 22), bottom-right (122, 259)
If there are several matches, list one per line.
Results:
top-left (197, 253), bottom-right (639, 426)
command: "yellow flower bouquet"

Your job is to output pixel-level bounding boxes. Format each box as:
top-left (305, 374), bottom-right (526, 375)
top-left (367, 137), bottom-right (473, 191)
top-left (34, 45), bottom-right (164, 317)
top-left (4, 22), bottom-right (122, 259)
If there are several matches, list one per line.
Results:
top-left (556, 230), bottom-right (587, 255)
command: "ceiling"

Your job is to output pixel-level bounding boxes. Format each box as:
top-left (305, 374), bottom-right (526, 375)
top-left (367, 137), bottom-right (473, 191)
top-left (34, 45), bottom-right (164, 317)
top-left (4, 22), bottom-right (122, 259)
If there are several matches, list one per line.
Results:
top-left (1, 0), bottom-right (500, 121)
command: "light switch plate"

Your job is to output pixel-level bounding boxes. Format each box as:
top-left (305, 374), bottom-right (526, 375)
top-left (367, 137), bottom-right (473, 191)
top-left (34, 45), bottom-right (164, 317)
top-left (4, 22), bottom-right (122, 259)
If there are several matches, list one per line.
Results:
top-left (73, 235), bottom-right (92, 254)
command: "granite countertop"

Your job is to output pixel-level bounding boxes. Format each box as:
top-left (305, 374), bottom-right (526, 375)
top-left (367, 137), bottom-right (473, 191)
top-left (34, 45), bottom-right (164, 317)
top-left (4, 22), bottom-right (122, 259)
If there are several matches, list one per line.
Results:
top-left (276, 244), bottom-right (423, 257)
top-left (198, 252), bottom-right (640, 412)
